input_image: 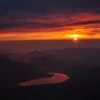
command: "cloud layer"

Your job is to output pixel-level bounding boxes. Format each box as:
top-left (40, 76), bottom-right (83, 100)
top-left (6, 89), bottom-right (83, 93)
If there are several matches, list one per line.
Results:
top-left (0, 0), bottom-right (100, 40)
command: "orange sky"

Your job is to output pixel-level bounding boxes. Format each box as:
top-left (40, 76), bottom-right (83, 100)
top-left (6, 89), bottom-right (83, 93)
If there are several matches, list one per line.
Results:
top-left (0, 13), bottom-right (100, 41)
top-left (0, 1), bottom-right (100, 41)
top-left (0, 26), bottom-right (100, 41)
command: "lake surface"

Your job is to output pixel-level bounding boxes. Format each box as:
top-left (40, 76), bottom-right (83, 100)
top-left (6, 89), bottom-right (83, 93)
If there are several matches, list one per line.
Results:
top-left (17, 73), bottom-right (70, 86)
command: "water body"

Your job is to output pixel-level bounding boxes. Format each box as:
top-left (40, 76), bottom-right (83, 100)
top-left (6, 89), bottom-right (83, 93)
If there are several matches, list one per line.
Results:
top-left (17, 73), bottom-right (70, 86)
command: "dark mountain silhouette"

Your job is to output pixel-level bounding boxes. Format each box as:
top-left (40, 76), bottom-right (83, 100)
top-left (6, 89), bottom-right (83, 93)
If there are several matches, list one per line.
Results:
top-left (17, 50), bottom-right (53, 63)
top-left (0, 53), bottom-right (24, 61)
top-left (43, 48), bottom-right (100, 68)
top-left (0, 48), bottom-right (100, 99)
top-left (28, 57), bottom-right (68, 72)
top-left (43, 48), bottom-right (100, 59)
top-left (79, 56), bottom-right (100, 67)
top-left (15, 48), bottom-right (100, 68)
top-left (0, 57), bottom-right (53, 86)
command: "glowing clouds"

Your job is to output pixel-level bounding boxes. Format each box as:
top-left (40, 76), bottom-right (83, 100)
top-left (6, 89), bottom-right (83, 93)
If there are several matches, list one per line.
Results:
top-left (0, 27), bottom-right (100, 41)
top-left (70, 34), bottom-right (79, 40)
top-left (0, 12), bottom-right (100, 40)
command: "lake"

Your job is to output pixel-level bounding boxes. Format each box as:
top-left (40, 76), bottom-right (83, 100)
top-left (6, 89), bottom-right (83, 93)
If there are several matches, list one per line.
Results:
top-left (17, 73), bottom-right (70, 86)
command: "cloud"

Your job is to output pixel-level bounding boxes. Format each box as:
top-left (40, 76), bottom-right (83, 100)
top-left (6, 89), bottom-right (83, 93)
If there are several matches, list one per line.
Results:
top-left (69, 20), bottom-right (100, 26)
top-left (0, 0), bottom-right (100, 40)
top-left (0, 13), bottom-right (100, 31)
top-left (0, 22), bottom-right (21, 29)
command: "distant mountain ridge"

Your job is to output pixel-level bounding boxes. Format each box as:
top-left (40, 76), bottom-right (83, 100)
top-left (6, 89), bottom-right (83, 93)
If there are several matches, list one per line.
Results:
top-left (15, 48), bottom-right (100, 68)
top-left (1, 48), bottom-right (100, 68)
top-left (0, 53), bottom-right (24, 61)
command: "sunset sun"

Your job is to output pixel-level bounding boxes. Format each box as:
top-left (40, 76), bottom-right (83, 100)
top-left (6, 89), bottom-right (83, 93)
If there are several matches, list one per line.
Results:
top-left (74, 37), bottom-right (78, 41)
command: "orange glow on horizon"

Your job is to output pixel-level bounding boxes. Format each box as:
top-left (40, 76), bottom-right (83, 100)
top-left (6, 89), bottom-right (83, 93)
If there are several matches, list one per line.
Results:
top-left (0, 32), bottom-right (99, 41)
top-left (74, 37), bottom-right (78, 41)
top-left (0, 27), bottom-right (100, 41)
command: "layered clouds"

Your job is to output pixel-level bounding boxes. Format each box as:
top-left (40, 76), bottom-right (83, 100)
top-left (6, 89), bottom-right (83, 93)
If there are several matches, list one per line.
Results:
top-left (0, 0), bottom-right (100, 40)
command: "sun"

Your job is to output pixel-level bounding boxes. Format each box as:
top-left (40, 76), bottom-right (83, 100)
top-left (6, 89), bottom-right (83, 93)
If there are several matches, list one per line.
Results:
top-left (74, 37), bottom-right (77, 41)
top-left (70, 34), bottom-right (79, 41)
